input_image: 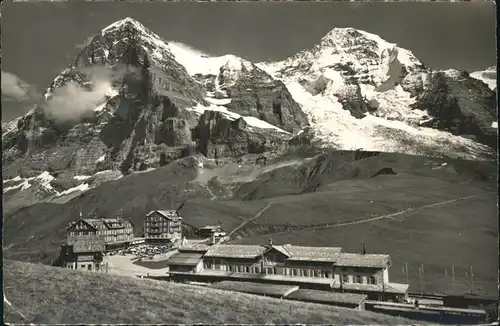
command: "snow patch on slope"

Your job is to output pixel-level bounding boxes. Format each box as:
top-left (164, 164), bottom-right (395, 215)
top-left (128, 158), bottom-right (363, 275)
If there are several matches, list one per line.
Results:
top-left (3, 171), bottom-right (55, 194)
top-left (56, 183), bottom-right (90, 197)
top-left (3, 169), bottom-right (123, 199)
top-left (470, 66), bottom-right (496, 90)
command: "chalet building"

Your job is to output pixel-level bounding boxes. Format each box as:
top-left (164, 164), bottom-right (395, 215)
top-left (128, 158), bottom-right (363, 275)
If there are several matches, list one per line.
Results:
top-left (58, 237), bottom-right (106, 272)
top-left (197, 225), bottom-right (226, 240)
top-left (166, 242), bottom-right (410, 302)
top-left (66, 217), bottom-right (135, 247)
top-left (144, 210), bottom-right (182, 244)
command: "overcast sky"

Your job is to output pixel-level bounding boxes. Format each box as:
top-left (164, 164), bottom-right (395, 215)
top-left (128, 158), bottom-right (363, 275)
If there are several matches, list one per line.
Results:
top-left (1, 1), bottom-right (496, 122)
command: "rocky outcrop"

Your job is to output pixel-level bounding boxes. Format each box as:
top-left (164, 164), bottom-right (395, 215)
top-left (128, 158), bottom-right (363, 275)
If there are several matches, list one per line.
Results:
top-left (194, 110), bottom-right (289, 159)
top-left (217, 63), bottom-right (308, 133)
top-left (408, 71), bottom-right (497, 148)
top-left (333, 84), bottom-right (378, 119)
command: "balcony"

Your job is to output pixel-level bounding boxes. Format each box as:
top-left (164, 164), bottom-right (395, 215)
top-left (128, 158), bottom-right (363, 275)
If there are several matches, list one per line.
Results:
top-left (146, 228), bottom-right (165, 234)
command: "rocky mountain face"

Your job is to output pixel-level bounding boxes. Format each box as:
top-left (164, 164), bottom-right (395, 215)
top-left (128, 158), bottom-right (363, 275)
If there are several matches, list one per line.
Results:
top-left (2, 19), bottom-right (303, 182)
top-left (406, 69), bottom-right (497, 148)
top-left (2, 18), bottom-right (497, 213)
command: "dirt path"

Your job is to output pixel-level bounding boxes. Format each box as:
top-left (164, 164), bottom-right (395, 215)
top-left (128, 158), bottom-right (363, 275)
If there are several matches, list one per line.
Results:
top-left (236, 192), bottom-right (494, 239)
top-left (225, 202), bottom-right (274, 239)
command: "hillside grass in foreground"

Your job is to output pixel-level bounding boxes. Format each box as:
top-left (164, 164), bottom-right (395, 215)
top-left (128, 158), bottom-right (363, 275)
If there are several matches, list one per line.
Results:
top-left (3, 260), bottom-right (416, 324)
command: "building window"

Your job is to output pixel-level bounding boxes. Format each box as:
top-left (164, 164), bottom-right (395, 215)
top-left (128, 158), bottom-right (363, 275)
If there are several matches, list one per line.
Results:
top-left (273, 267), bottom-right (278, 275)
top-left (245, 266), bottom-right (250, 273)
top-left (293, 269), bottom-right (298, 276)
top-left (369, 276), bottom-right (377, 285)
top-left (81, 265), bottom-right (86, 269)
top-left (266, 267), bottom-right (273, 274)
top-left (342, 274), bottom-right (349, 283)
top-left (356, 275), bottom-right (363, 284)
top-left (313, 270), bottom-right (320, 278)
top-left (324, 271), bottom-right (330, 278)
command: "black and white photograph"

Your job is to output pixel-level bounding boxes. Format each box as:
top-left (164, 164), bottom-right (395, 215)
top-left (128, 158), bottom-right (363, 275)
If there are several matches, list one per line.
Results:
top-left (1, 1), bottom-right (498, 324)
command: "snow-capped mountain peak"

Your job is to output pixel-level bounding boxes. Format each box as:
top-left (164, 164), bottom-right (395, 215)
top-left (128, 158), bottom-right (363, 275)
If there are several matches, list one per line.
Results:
top-left (101, 17), bottom-right (146, 33)
top-left (259, 27), bottom-right (424, 87)
top-left (97, 17), bottom-right (174, 64)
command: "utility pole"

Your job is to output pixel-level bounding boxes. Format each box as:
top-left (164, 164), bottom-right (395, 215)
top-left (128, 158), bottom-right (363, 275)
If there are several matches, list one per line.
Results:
top-left (405, 262), bottom-right (409, 285)
top-left (452, 264), bottom-right (455, 285)
top-left (418, 267), bottom-right (423, 296)
top-left (445, 268), bottom-right (448, 292)
top-left (469, 266), bottom-right (475, 294)
top-left (421, 264), bottom-right (425, 294)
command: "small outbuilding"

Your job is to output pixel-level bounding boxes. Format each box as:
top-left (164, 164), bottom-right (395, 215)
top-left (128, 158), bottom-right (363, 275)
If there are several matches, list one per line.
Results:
top-left (166, 252), bottom-right (204, 273)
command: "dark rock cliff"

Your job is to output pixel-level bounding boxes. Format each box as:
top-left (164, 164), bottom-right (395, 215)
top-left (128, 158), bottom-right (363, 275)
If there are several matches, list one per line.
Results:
top-left (408, 71), bottom-right (497, 148)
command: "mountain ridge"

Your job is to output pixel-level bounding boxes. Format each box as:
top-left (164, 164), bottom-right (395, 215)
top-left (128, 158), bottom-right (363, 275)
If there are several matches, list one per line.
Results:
top-left (1, 17), bottom-right (497, 217)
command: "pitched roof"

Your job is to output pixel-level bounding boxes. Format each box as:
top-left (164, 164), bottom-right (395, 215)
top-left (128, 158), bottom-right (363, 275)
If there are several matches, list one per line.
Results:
top-left (67, 218), bottom-right (132, 230)
top-left (286, 289), bottom-right (367, 305)
top-left (335, 253), bottom-right (390, 268)
top-left (87, 218), bottom-right (132, 229)
top-left (166, 252), bottom-right (204, 266)
top-left (283, 245), bottom-right (343, 263)
top-left (200, 225), bottom-right (223, 230)
top-left (204, 245), bottom-right (266, 259)
top-left (384, 282), bottom-right (410, 294)
top-left (147, 210), bottom-right (183, 220)
top-left (264, 245), bottom-right (292, 258)
top-left (66, 219), bottom-right (97, 231)
top-left (179, 244), bottom-right (211, 253)
top-left (336, 282), bottom-right (409, 294)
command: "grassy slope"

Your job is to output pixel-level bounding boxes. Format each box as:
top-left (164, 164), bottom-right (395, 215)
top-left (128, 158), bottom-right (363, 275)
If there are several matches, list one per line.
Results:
top-left (3, 150), bottom-right (497, 296)
top-left (3, 260), bottom-right (415, 324)
top-left (235, 191), bottom-right (498, 296)
top-left (232, 174), bottom-right (488, 229)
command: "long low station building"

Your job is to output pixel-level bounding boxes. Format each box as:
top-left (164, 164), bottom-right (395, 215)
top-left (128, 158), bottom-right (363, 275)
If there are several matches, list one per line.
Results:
top-left (165, 240), bottom-right (409, 302)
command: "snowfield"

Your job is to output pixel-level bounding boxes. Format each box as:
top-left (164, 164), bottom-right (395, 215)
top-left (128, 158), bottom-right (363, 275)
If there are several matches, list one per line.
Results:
top-left (281, 80), bottom-right (490, 159)
top-left (167, 41), bottom-right (252, 77)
